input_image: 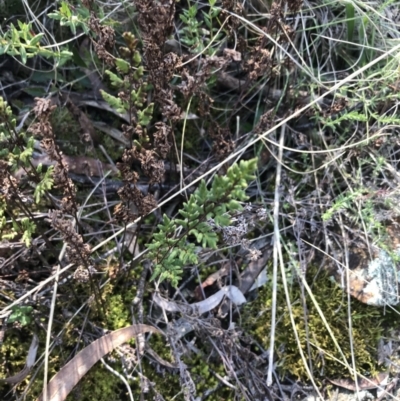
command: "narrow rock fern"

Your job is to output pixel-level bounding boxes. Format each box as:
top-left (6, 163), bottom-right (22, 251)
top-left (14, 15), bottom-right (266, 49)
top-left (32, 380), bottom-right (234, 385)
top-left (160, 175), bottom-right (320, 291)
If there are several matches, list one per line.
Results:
top-left (147, 159), bottom-right (257, 287)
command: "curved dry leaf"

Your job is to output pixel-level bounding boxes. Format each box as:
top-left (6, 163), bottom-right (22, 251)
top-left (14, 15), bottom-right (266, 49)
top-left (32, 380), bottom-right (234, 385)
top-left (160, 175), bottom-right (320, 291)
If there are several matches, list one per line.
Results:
top-left (328, 372), bottom-right (389, 391)
top-left (36, 324), bottom-right (160, 401)
top-left (194, 262), bottom-right (230, 298)
top-left (1, 334), bottom-right (39, 384)
top-left (153, 285), bottom-right (246, 315)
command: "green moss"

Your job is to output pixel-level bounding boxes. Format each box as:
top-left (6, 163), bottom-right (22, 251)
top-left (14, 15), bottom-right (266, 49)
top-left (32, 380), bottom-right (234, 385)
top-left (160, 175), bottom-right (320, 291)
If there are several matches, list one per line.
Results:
top-left (0, 329), bottom-right (60, 399)
top-left (67, 363), bottom-right (124, 401)
top-left (144, 334), bottom-right (234, 400)
top-left (0, 270), bottom-right (239, 400)
top-left (97, 278), bottom-right (139, 330)
top-left (104, 293), bottom-right (131, 329)
top-left (0, 330), bottom-right (30, 388)
top-left (243, 265), bottom-right (398, 382)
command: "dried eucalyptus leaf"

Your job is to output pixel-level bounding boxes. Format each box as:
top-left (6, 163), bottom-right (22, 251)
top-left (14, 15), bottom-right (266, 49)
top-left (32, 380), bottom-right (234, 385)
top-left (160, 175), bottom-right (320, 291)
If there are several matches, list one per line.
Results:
top-left (36, 324), bottom-right (160, 401)
top-left (153, 285), bottom-right (246, 315)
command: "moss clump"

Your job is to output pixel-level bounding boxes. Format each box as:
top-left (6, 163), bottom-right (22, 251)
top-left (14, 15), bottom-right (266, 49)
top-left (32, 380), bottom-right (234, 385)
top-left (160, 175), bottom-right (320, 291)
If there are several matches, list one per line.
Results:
top-left (0, 329), bottom-right (33, 392)
top-left (0, 328), bottom-right (60, 399)
top-left (67, 363), bottom-right (125, 401)
top-left (104, 292), bottom-right (131, 330)
top-left (243, 265), bottom-right (397, 382)
top-left (144, 334), bottom-right (235, 400)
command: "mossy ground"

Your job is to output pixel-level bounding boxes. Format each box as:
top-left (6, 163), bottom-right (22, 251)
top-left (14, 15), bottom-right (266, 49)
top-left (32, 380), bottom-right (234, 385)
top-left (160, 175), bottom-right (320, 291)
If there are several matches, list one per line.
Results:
top-left (242, 264), bottom-right (400, 383)
top-left (0, 262), bottom-right (233, 401)
top-left (2, 256), bottom-right (399, 398)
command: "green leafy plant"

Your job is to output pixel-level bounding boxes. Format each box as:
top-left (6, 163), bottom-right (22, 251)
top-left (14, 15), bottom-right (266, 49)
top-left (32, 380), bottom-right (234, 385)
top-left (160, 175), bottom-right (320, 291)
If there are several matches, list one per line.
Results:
top-left (34, 165), bottom-right (54, 204)
top-left (0, 21), bottom-right (72, 65)
top-left (0, 97), bottom-right (42, 246)
top-left (19, 217), bottom-right (37, 247)
top-left (48, 0), bottom-right (90, 35)
top-left (147, 159), bottom-right (257, 286)
top-left (8, 305), bottom-right (33, 326)
top-left (179, 0), bottom-right (222, 54)
top-left (100, 33), bottom-right (152, 130)
top-left (322, 187), bottom-right (367, 221)
top-left (321, 184), bottom-right (400, 258)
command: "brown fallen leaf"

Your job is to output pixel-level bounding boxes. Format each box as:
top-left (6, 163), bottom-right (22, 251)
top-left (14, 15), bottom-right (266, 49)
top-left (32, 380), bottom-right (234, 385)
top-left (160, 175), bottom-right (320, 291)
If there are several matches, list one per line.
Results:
top-left (328, 371), bottom-right (389, 391)
top-left (194, 261), bottom-right (231, 300)
top-left (36, 324), bottom-right (160, 401)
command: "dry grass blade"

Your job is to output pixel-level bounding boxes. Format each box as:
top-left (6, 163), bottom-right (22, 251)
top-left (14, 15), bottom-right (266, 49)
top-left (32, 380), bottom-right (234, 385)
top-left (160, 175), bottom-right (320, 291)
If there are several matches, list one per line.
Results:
top-left (36, 324), bottom-right (161, 401)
